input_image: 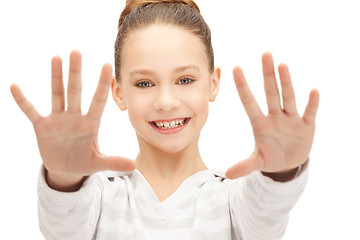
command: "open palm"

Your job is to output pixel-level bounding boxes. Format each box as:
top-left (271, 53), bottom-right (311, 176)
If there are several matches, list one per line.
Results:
top-left (226, 52), bottom-right (319, 179)
top-left (10, 51), bottom-right (135, 188)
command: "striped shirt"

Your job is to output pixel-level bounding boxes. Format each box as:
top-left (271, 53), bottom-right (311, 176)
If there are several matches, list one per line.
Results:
top-left (38, 166), bottom-right (308, 240)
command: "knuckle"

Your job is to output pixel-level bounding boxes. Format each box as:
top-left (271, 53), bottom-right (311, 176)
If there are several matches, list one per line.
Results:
top-left (282, 93), bottom-right (295, 102)
top-left (265, 87), bottom-right (279, 96)
top-left (241, 95), bottom-right (253, 105)
top-left (67, 87), bottom-right (81, 95)
top-left (93, 94), bottom-right (106, 104)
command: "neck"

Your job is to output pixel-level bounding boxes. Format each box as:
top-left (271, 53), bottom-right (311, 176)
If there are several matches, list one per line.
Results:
top-left (135, 135), bottom-right (207, 180)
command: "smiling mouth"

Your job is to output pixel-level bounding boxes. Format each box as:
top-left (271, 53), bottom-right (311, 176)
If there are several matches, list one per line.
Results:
top-left (150, 118), bottom-right (190, 130)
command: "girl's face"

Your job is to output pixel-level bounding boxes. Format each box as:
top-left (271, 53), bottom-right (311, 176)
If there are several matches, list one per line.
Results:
top-left (112, 24), bottom-right (220, 154)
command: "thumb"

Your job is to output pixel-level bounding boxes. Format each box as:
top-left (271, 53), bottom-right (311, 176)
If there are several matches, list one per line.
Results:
top-left (96, 155), bottom-right (136, 173)
top-left (225, 156), bottom-right (261, 179)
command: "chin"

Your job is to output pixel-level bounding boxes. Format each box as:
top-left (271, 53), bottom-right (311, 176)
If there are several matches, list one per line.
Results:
top-left (136, 132), bottom-right (197, 155)
top-left (152, 140), bottom-right (192, 154)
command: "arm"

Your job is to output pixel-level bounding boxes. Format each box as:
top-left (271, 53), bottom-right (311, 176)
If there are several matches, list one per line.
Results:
top-left (10, 51), bottom-right (135, 238)
top-left (229, 166), bottom-right (309, 240)
top-left (38, 166), bottom-right (102, 240)
top-left (225, 52), bottom-right (319, 239)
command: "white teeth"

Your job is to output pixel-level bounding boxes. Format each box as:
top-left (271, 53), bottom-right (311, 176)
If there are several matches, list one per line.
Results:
top-left (154, 118), bottom-right (187, 129)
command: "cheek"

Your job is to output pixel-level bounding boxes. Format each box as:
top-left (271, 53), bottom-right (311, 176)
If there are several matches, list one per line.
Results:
top-left (181, 87), bottom-right (210, 122)
top-left (126, 94), bottom-right (150, 126)
top-left (194, 97), bottom-right (209, 124)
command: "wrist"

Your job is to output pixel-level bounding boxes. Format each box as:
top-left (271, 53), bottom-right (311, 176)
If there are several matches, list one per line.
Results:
top-left (45, 168), bottom-right (88, 192)
top-left (261, 159), bottom-right (309, 182)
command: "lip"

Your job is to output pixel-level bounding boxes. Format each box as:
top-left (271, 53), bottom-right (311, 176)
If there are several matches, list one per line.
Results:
top-left (149, 117), bottom-right (190, 135)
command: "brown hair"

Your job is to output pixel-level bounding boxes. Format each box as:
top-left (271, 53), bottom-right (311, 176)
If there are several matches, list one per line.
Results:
top-left (114, 0), bottom-right (214, 82)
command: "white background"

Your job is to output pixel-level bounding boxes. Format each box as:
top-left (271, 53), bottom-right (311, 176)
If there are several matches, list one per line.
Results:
top-left (1, 0), bottom-right (359, 239)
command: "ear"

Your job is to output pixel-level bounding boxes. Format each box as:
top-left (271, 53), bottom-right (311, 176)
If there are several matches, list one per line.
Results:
top-left (209, 67), bottom-right (221, 102)
top-left (111, 77), bottom-right (127, 111)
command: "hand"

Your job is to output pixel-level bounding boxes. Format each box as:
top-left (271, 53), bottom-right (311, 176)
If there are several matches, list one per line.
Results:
top-left (226, 52), bottom-right (319, 179)
top-left (10, 50), bottom-right (135, 190)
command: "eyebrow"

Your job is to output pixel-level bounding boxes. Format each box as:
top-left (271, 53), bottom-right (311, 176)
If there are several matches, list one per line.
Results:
top-left (129, 65), bottom-right (200, 77)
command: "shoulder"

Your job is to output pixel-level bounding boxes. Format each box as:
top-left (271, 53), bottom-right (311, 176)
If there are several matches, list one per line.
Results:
top-left (208, 169), bottom-right (227, 181)
top-left (196, 169), bottom-right (231, 197)
top-left (94, 170), bottom-right (138, 190)
top-left (98, 170), bottom-right (133, 181)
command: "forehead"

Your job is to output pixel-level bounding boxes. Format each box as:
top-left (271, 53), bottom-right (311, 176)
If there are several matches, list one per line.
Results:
top-left (120, 24), bottom-right (209, 76)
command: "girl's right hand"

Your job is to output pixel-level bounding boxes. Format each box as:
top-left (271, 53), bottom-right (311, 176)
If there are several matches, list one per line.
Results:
top-left (10, 50), bottom-right (135, 191)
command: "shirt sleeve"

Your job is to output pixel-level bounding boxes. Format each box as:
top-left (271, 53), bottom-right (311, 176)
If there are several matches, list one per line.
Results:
top-left (228, 167), bottom-right (309, 240)
top-left (37, 166), bottom-right (103, 240)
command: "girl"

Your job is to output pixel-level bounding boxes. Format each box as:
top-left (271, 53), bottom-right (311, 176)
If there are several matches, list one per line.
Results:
top-left (10, 0), bottom-right (319, 239)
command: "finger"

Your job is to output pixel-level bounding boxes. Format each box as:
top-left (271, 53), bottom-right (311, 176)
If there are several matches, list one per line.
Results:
top-left (262, 52), bottom-right (282, 114)
top-left (225, 155), bottom-right (261, 179)
top-left (10, 84), bottom-right (42, 125)
top-left (67, 50), bottom-right (82, 113)
top-left (87, 63), bottom-right (112, 121)
top-left (278, 63), bottom-right (298, 115)
top-left (303, 89), bottom-right (320, 124)
top-left (51, 56), bottom-right (65, 113)
top-left (96, 155), bottom-right (136, 172)
top-left (233, 66), bottom-right (264, 122)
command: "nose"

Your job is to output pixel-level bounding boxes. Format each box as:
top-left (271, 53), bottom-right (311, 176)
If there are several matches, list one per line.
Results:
top-left (153, 87), bottom-right (180, 112)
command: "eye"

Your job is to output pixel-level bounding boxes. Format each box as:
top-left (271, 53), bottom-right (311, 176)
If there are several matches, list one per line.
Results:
top-left (177, 78), bottom-right (193, 85)
top-left (135, 81), bottom-right (153, 88)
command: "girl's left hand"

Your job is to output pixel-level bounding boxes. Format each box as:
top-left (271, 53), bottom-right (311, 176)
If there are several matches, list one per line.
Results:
top-left (225, 52), bottom-right (320, 179)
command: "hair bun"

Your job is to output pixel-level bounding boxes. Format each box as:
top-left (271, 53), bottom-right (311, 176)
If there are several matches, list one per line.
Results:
top-left (125, 0), bottom-right (199, 11)
top-left (125, 0), bottom-right (139, 5)
top-left (119, 0), bottom-right (200, 28)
